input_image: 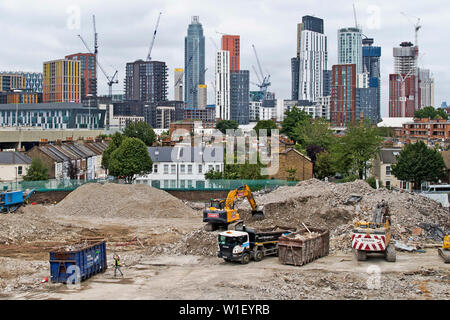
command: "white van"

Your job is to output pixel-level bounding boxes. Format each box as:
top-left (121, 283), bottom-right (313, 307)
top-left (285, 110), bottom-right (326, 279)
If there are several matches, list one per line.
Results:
top-left (425, 185), bottom-right (450, 193)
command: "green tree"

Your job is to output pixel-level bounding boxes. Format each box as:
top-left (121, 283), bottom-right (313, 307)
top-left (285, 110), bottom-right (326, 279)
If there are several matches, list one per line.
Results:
top-left (253, 120), bottom-right (278, 136)
top-left (391, 141), bottom-right (446, 190)
top-left (108, 137), bottom-right (153, 182)
top-left (293, 117), bottom-right (335, 150)
top-left (216, 120), bottom-right (239, 134)
top-left (334, 121), bottom-right (383, 179)
top-left (281, 107), bottom-right (311, 142)
top-left (23, 158), bottom-right (49, 181)
top-left (414, 106), bottom-right (449, 120)
top-left (123, 121), bottom-right (156, 146)
top-left (314, 151), bottom-right (335, 179)
top-left (101, 132), bottom-right (124, 170)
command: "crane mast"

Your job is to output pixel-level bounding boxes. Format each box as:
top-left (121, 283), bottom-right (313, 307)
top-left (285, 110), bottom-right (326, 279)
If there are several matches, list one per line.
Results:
top-left (147, 12), bottom-right (162, 61)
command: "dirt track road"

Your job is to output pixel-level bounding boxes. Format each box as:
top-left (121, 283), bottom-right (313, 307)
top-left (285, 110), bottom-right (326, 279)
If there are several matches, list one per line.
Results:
top-left (8, 250), bottom-right (449, 300)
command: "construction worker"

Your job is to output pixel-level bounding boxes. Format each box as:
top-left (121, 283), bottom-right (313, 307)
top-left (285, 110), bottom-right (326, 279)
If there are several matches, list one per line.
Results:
top-left (113, 254), bottom-right (123, 277)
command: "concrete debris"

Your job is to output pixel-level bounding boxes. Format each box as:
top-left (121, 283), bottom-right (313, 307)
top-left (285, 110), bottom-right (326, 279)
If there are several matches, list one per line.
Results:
top-left (418, 223), bottom-right (446, 241)
top-left (395, 240), bottom-right (416, 252)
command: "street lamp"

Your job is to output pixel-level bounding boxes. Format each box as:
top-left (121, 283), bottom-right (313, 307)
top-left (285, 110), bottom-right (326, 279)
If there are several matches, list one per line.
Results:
top-left (13, 89), bottom-right (22, 129)
top-left (86, 94), bottom-right (95, 130)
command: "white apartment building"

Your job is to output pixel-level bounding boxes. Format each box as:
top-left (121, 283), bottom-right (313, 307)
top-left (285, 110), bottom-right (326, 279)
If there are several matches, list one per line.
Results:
top-left (298, 30), bottom-right (328, 102)
top-left (136, 146), bottom-right (224, 189)
top-left (215, 50), bottom-right (230, 120)
top-left (315, 96), bottom-right (331, 120)
top-left (249, 101), bottom-right (261, 122)
top-left (338, 27), bottom-right (363, 74)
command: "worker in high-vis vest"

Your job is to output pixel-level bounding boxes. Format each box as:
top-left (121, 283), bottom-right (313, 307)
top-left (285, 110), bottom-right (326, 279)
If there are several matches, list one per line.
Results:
top-left (113, 254), bottom-right (123, 277)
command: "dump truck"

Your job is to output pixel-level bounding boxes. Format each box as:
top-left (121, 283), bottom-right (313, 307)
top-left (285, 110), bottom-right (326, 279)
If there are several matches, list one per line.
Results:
top-left (438, 232), bottom-right (450, 263)
top-left (203, 185), bottom-right (265, 231)
top-left (217, 225), bottom-right (295, 264)
top-left (0, 187), bottom-right (35, 213)
top-left (351, 200), bottom-right (396, 262)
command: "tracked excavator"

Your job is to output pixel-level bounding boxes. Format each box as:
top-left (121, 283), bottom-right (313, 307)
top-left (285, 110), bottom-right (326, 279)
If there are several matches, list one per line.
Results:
top-left (438, 232), bottom-right (450, 263)
top-left (203, 185), bottom-right (265, 231)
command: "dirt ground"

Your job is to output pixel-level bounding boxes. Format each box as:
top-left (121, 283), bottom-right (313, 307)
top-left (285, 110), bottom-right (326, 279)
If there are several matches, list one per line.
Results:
top-left (0, 182), bottom-right (448, 300)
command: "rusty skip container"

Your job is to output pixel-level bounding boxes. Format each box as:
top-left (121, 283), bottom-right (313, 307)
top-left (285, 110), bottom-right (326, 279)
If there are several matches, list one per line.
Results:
top-left (49, 238), bottom-right (107, 283)
top-left (278, 227), bottom-right (329, 266)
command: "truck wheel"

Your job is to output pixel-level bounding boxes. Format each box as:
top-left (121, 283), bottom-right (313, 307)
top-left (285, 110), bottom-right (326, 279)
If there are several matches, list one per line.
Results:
top-left (254, 250), bottom-right (263, 262)
top-left (241, 253), bottom-right (250, 264)
top-left (385, 244), bottom-right (396, 262)
top-left (353, 249), bottom-right (367, 261)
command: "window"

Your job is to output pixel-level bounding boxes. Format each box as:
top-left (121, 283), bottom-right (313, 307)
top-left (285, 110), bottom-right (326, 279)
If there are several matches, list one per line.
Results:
top-left (187, 180), bottom-right (193, 188)
top-left (180, 164), bottom-right (185, 174)
top-left (171, 164), bottom-right (176, 174)
top-left (188, 165), bottom-right (193, 174)
top-left (163, 180), bottom-right (169, 188)
top-left (153, 164), bottom-right (158, 173)
top-left (385, 180), bottom-right (391, 189)
top-left (170, 180), bottom-right (176, 188)
top-left (17, 166), bottom-right (23, 175)
top-left (163, 164), bottom-right (169, 174)
top-left (198, 164), bottom-right (203, 174)
top-left (208, 165), bottom-right (213, 172)
top-left (386, 166), bottom-right (391, 176)
top-left (215, 165), bottom-right (220, 172)
top-left (180, 180), bottom-right (186, 188)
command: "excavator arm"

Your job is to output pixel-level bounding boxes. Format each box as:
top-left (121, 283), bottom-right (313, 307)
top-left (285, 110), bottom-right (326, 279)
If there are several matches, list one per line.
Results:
top-left (224, 185), bottom-right (265, 220)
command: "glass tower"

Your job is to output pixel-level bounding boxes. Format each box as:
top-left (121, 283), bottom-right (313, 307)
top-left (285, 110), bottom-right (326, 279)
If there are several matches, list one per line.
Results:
top-left (184, 16), bottom-right (205, 108)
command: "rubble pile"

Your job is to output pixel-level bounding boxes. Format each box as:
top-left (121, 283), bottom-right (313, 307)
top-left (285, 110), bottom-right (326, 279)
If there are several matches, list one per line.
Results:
top-left (51, 183), bottom-right (198, 219)
top-left (237, 179), bottom-right (449, 250)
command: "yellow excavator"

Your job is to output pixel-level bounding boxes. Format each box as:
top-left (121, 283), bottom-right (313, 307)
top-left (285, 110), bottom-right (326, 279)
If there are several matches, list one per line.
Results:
top-left (203, 185), bottom-right (265, 231)
top-left (438, 232), bottom-right (450, 263)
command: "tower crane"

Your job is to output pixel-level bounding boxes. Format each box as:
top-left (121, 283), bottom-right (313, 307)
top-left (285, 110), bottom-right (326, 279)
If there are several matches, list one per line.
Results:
top-left (401, 12), bottom-right (421, 47)
top-left (146, 11), bottom-right (162, 61)
top-left (209, 37), bottom-right (219, 51)
top-left (78, 34), bottom-right (118, 97)
top-left (252, 44), bottom-right (271, 99)
top-left (92, 15), bottom-right (98, 55)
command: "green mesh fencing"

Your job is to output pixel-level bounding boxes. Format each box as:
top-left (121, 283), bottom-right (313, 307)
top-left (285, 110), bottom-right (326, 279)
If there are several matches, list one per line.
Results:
top-left (0, 179), bottom-right (299, 192)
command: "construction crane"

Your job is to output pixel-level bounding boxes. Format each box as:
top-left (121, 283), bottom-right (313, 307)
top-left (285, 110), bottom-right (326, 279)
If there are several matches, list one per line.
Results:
top-left (252, 44), bottom-right (271, 99)
top-left (401, 12), bottom-right (421, 47)
top-left (174, 42), bottom-right (199, 91)
top-left (352, 3), bottom-right (359, 29)
top-left (209, 37), bottom-right (219, 51)
top-left (146, 11), bottom-right (162, 61)
top-left (78, 34), bottom-right (118, 97)
top-left (92, 15), bottom-right (98, 55)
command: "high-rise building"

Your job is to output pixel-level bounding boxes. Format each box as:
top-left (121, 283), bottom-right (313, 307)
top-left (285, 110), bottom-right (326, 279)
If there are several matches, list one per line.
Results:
top-left (230, 70), bottom-right (249, 125)
top-left (43, 59), bottom-right (81, 103)
top-left (22, 72), bottom-right (43, 93)
top-left (65, 53), bottom-right (97, 100)
top-left (418, 68), bottom-right (434, 108)
top-left (291, 57), bottom-right (300, 100)
top-left (0, 73), bottom-right (26, 92)
top-left (222, 35), bottom-right (240, 71)
top-left (174, 68), bottom-right (184, 101)
top-left (338, 27), bottom-right (363, 74)
top-left (143, 100), bottom-right (184, 129)
top-left (389, 42), bottom-right (420, 117)
top-left (322, 70), bottom-right (332, 97)
top-left (198, 84), bottom-right (207, 109)
top-left (362, 38), bottom-right (381, 122)
top-left (215, 50), bottom-right (230, 120)
top-left (184, 16), bottom-right (205, 108)
top-left (124, 60), bottom-right (167, 103)
top-left (298, 15), bottom-right (327, 103)
top-left (331, 64), bottom-right (356, 126)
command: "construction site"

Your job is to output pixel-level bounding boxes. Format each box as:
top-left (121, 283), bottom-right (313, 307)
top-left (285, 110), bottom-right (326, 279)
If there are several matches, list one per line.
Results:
top-left (0, 179), bottom-right (448, 300)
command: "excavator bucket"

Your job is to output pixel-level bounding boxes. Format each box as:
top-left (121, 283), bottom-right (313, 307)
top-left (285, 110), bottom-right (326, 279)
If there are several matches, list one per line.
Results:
top-left (251, 205), bottom-right (265, 221)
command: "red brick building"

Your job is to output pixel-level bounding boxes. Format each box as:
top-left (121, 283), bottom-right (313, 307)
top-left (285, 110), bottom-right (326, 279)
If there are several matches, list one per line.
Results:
top-left (222, 35), bottom-right (240, 71)
top-left (399, 118), bottom-right (450, 141)
top-left (331, 64), bottom-right (356, 126)
top-left (389, 74), bottom-right (418, 117)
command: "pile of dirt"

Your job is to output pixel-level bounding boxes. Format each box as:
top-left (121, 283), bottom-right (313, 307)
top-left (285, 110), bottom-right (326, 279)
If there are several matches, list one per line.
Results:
top-left (0, 205), bottom-right (72, 244)
top-left (51, 183), bottom-right (198, 219)
top-left (149, 229), bottom-right (219, 257)
top-left (238, 179), bottom-right (449, 245)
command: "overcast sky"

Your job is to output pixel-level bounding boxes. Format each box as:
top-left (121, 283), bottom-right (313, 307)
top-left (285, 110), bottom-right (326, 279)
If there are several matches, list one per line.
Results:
top-left (0, 0), bottom-right (448, 117)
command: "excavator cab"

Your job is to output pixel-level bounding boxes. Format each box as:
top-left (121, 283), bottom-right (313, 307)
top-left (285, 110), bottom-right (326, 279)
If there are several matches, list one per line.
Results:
top-left (203, 185), bottom-right (264, 231)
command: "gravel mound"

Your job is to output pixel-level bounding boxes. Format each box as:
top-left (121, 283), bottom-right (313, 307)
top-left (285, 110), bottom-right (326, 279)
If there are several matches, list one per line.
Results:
top-left (52, 183), bottom-right (197, 219)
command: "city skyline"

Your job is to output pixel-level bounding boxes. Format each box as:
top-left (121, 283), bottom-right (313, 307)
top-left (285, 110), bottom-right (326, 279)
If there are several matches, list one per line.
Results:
top-left (0, 0), bottom-right (447, 117)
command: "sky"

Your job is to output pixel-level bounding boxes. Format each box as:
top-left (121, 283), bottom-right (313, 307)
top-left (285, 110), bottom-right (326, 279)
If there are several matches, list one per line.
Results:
top-left (0, 0), bottom-right (449, 117)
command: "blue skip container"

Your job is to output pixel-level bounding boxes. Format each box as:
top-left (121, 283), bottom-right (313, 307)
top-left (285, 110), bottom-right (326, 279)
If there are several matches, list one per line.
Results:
top-left (49, 238), bottom-right (107, 283)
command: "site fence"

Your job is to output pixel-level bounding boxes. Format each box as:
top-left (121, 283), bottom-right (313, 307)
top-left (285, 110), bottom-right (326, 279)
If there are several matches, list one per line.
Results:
top-left (0, 178), bottom-right (299, 193)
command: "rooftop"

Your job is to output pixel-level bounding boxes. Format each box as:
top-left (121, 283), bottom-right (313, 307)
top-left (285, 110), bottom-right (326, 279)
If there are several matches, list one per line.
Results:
top-left (0, 152), bottom-right (32, 165)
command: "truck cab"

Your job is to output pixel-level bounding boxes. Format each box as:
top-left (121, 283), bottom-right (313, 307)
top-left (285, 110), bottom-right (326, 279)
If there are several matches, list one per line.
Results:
top-left (217, 230), bottom-right (251, 263)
